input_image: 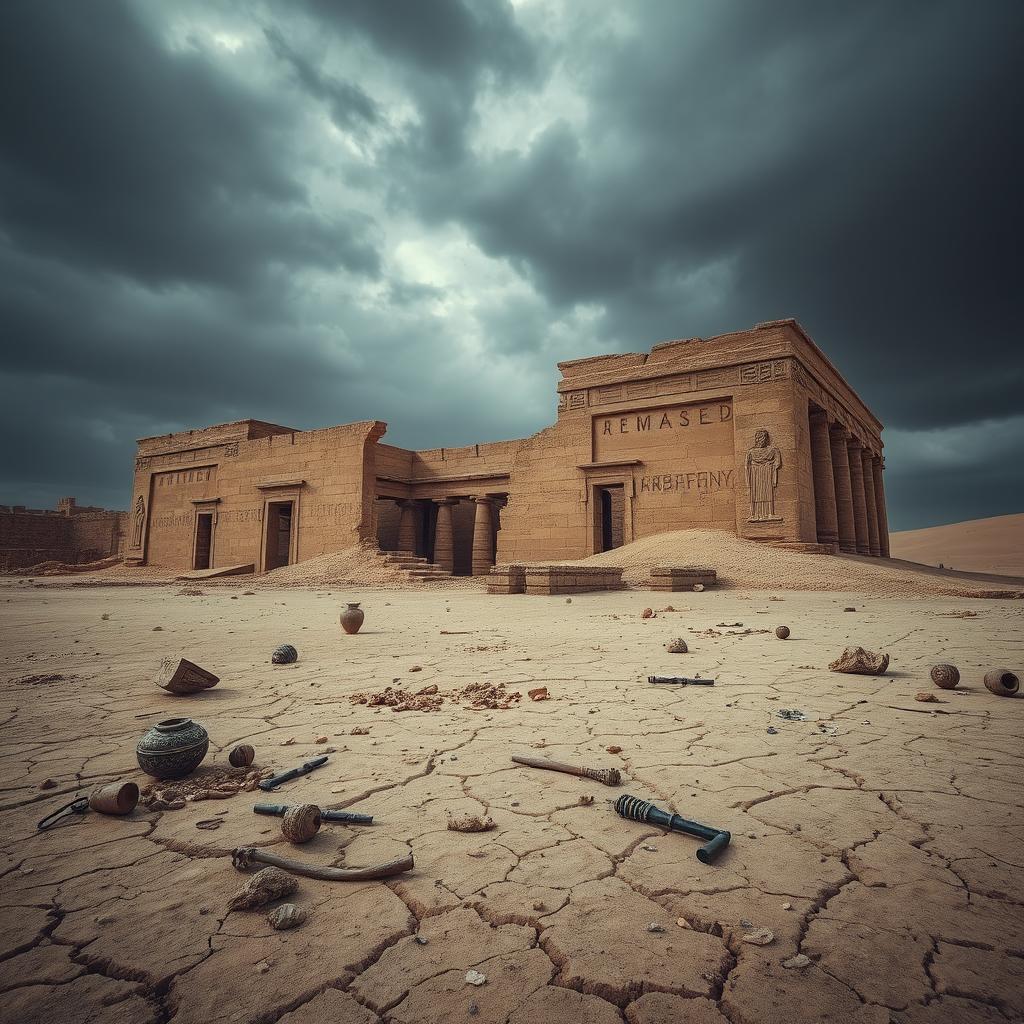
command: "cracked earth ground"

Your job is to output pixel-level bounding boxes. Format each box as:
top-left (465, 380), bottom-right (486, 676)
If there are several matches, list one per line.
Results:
top-left (1, 582), bottom-right (1022, 1024)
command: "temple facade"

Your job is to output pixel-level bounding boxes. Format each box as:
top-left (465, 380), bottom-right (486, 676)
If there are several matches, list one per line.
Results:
top-left (127, 319), bottom-right (889, 576)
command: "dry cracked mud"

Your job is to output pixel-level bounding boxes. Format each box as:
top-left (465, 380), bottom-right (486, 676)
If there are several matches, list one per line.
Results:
top-left (1, 582), bottom-right (1022, 1023)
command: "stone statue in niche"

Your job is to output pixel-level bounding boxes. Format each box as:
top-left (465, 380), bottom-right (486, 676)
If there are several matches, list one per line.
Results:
top-left (132, 496), bottom-right (146, 548)
top-left (746, 429), bottom-right (782, 522)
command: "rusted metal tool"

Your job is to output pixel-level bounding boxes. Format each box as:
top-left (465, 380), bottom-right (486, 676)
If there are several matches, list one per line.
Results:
top-left (254, 803), bottom-right (373, 825)
top-left (615, 793), bottom-right (730, 864)
top-left (648, 676), bottom-right (715, 686)
top-left (511, 754), bottom-right (621, 787)
top-left (257, 755), bottom-right (329, 792)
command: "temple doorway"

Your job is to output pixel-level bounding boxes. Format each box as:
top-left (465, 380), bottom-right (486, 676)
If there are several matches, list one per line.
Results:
top-left (264, 501), bottom-right (294, 571)
top-left (193, 513), bottom-right (213, 570)
top-left (598, 485), bottom-right (625, 552)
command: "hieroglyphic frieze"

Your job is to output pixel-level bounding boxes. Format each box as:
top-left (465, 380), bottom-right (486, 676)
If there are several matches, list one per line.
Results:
top-left (740, 359), bottom-right (789, 385)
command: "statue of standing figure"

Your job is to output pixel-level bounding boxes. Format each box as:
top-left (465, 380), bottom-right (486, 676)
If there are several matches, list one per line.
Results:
top-left (132, 495), bottom-right (146, 548)
top-left (746, 429), bottom-right (782, 521)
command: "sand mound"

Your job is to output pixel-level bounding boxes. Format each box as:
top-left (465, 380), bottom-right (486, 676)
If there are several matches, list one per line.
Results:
top-left (563, 529), bottom-right (1023, 598)
top-left (10, 556), bottom-right (122, 576)
top-left (890, 513), bottom-right (1024, 576)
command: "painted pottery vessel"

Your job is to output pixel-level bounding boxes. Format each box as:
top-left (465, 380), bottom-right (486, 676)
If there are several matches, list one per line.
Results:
top-left (984, 668), bottom-right (1019, 697)
top-left (272, 644), bottom-right (298, 665)
top-left (136, 718), bottom-right (209, 779)
top-left (341, 603), bottom-right (364, 635)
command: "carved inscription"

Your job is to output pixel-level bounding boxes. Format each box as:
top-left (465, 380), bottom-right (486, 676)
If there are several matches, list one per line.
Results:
top-left (568, 392), bottom-right (587, 409)
top-left (640, 470), bottom-right (734, 493)
top-left (305, 502), bottom-right (347, 519)
top-left (218, 507), bottom-right (263, 524)
top-left (152, 511), bottom-right (193, 530)
top-left (599, 403), bottom-right (732, 436)
top-left (740, 360), bottom-right (788, 385)
top-left (155, 468), bottom-right (213, 488)
top-left (135, 457), bottom-right (151, 473)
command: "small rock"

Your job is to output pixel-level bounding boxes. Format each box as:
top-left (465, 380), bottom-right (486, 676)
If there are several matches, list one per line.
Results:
top-left (667, 638), bottom-right (688, 654)
top-left (676, 917), bottom-right (691, 929)
top-left (267, 903), bottom-right (306, 930)
top-left (578, 794), bottom-right (594, 805)
top-left (782, 902), bottom-right (793, 910)
top-left (415, 935), bottom-right (429, 945)
top-left (641, 844), bottom-right (657, 852)
top-left (647, 923), bottom-right (666, 933)
top-left (606, 745), bottom-right (622, 754)
top-left (783, 954), bottom-right (812, 969)
top-left (409, 665), bottom-right (423, 672)
top-left (742, 927), bottom-right (775, 946)
top-left (527, 686), bottom-right (550, 701)
top-left (641, 608), bottom-right (654, 619)
top-left (766, 726), bottom-right (778, 735)
top-left (350, 726), bottom-right (370, 735)
top-left (914, 692), bottom-right (941, 703)
top-left (468, 1003), bottom-right (479, 1016)
top-left (465, 970), bottom-right (487, 986)
top-left (38, 778), bottom-right (56, 790)
top-left (693, 584), bottom-right (704, 592)
top-left (565, 598), bottom-right (571, 604)
top-left (314, 735), bottom-right (328, 744)
top-left (281, 737), bottom-right (295, 746)
top-left (828, 646), bottom-right (889, 675)
top-left (740, 918), bottom-right (753, 928)
top-left (152, 626), bottom-right (163, 631)
top-left (256, 961), bottom-right (271, 974)
top-left (843, 606), bottom-right (856, 612)
top-left (532, 901), bottom-right (547, 912)
top-left (775, 625), bottom-right (790, 639)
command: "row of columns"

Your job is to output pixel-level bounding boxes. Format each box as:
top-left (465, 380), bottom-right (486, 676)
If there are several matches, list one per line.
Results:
top-left (395, 496), bottom-right (498, 575)
top-left (808, 410), bottom-right (889, 557)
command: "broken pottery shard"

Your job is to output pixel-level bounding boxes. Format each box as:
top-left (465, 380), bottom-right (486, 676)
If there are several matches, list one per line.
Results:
top-left (527, 686), bottom-right (550, 701)
top-left (155, 657), bottom-right (219, 695)
top-left (742, 927), bottom-right (775, 945)
top-left (828, 646), bottom-right (890, 676)
top-left (447, 814), bottom-right (496, 833)
top-left (227, 866), bottom-right (298, 911)
top-left (782, 953), bottom-right (811, 969)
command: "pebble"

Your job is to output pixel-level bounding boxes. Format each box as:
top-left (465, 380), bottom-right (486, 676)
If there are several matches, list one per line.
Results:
top-left (782, 902), bottom-right (793, 911)
top-left (741, 927), bottom-right (775, 946)
top-left (641, 844), bottom-right (657, 852)
top-left (646, 923), bottom-right (666, 933)
top-left (465, 970), bottom-right (487, 986)
top-left (415, 935), bottom-right (429, 945)
top-left (782, 954), bottom-right (811, 969)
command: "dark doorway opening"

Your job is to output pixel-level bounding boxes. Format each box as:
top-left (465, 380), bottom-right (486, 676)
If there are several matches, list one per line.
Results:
top-left (194, 513), bottom-right (213, 570)
top-left (598, 485), bottom-right (624, 552)
top-left (265, 501), bottom-right (294, 571)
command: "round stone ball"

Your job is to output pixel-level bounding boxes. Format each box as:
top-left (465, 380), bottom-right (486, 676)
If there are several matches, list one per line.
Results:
top-left (930, 664), bottom-right (960, 690)
top-left (228, 744), bottom-right (255, 768)
top-left (775, 625), bottom-right (791, 640)
top-left (281, 804), bottom-right (321, 844)
top-left (271, 644), bottom-right (298, 665)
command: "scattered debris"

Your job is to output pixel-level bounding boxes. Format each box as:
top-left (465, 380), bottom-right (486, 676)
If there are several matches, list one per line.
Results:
top-left (527, 686), bottom-right (550, 701)
top-left (775, 625), bottom-right (791, 639)
top-left (642, 608), bottom-right (654, 619)
top-left (667, 638), bottom-right (689, 653)
top-left (267, 903), bottom-right (306, 930)
top-left (465, 970), bottom-right (487, 987)
top-left (176, 587), bottom-right (204, 597)
top-left (409, 665), bottom-right (422, 672)
top-left (930, 664), bottom-right (960, 689)
top-left (843, 606), bottom-right (856, 612)
top-left (447, 814), bottom-right (496, 833)
top-left (776, 709), bottom-right (808, 722)
top-left (12, 673), bottom-right (75, 687)
top-left (828, 646), bottom-right (890, 675)
top-left (914, 692), bottom-right (942, 704)
top-left (817, 723), bottom-right (839, 737)
top-left (153, 655), bottom-right (220, 696)
top-left (742, 927), bottom-right (775, 945)
top-left (196, 819), bottom-right (222, 830)
top-left (227, 867), bottom-right (298, 911)
top-left (350, 726), bottom-right (370, 735)
top-left (605, 745), bottom-right (623, 754)
top-left (271, 644), bottom-right (298, 665)
top-left (578, 794), bottom-right (594, 805)
top-left (417, 684), bottom-right (439, 696)
top-left (766, 726), bottom-right (778, 735)
top-left (782, 954), bottom-right (812, 969)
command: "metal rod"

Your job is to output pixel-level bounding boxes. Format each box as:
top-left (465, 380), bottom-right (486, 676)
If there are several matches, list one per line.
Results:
top-left (647, 676), bottom-right (716, 686)
top-left (257, 755), bottom-right (330, 792)
top-left (511, 754), bottom-right (621, 787)
top-left (253, 803), bottom-right (373, 825)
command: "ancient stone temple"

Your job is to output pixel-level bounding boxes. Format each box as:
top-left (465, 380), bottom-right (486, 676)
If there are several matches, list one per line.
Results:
top-left (127, 319), bottom-right (888, 575)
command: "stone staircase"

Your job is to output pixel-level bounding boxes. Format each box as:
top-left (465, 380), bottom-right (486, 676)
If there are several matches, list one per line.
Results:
top-left (379, 550), bottom-right (452, 583)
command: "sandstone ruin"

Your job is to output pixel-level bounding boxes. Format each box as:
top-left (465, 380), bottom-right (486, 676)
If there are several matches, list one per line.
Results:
top-left (127, 319), bottom-right (889, 575)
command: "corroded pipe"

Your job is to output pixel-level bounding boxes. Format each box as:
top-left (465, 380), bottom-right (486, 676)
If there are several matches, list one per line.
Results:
top-left (231, 846), bottom-right (413, 881)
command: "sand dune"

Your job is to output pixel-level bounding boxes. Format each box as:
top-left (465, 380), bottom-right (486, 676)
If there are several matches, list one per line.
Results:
top-left (890, 513), bottom-right (1024, 576)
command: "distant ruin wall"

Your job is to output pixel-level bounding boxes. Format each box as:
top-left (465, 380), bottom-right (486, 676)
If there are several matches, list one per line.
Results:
top-left (0, 502), bottom-right (126, 570)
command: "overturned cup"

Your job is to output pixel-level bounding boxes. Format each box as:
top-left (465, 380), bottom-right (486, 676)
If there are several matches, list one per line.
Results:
top-left (88, 781), bottom-right (140, 816)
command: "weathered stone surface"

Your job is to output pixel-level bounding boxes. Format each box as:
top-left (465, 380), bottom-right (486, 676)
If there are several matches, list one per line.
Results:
top-left (626, 993), bottom-right (729, 1024)
top-left (509, 985), bottom-right (623, 1024)
top-left (828, 646), bottom-right (890, 675)
top-left (540, 878), bottom-right (732, 1005)
top-left (931, 942), bottom-right (1024, 1017)
top-left (0, 974), bottom-right (160, 1024)
top-left (276, 988), bottom-right (378, 1024)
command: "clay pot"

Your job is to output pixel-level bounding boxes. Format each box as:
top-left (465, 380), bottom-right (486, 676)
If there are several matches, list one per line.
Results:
top-left (341, 603), bottom-right (365, 635)
top-left (228, 744), bottom-right (255, 768)
top-left (930, 664), bottom-right (960, 690)
top-left (88, 781), bottom-right (139, 815)
top-left (136, 718), bottom-right (209, 779)
top-left (984, 669), bottom-right (1019, 697)
top-left (775, 626), bottom-right (790, 640)
top-left (282, 804), bottom-right (321, 844)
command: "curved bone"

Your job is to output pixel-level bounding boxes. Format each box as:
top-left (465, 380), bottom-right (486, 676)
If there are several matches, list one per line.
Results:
top-left (232, 846), bottom-right (413, 881)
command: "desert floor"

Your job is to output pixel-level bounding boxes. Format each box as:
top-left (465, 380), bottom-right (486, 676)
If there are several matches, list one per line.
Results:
top-left (1, 581), bottom-right (1022, 1024)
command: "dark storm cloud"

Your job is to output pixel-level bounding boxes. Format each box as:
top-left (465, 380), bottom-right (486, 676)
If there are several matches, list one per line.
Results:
top-left (0, 0), bottom-right (1021, 531)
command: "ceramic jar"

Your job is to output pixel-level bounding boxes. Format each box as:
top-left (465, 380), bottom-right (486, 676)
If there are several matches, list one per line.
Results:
top-left (136, 718), bottom-right (209, 779)
top-left (341, 603), bottom-right (364, 635)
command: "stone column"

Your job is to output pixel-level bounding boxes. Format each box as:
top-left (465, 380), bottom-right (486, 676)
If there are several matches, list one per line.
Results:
top-left (872, 457), bottom-right (890, 557)
top-left (809, 411), bottom-right (839, 547)
top-left (471, 497), bottom-right (495, 576)
top-left (828, 426), bottom-right (857, 554)
top-left (861, 450), bottom-right (881, 557)
top-left (433, 498), bottom-right (456, 573)
top-left (846, 440), bottom-right (870, 555)
top-left (396, 500), bottom-right (416, 553)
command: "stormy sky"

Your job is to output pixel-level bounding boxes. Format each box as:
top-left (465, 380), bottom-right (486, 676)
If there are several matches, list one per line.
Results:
top-left (1, 1), bottom-right (1021, 531)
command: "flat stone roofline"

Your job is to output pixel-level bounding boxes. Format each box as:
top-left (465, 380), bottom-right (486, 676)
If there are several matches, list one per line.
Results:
top-left (136, 418), bottom-right (297, 449)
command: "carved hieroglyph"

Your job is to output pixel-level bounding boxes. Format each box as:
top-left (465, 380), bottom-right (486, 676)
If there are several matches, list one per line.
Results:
top-left (745, 429), bottom-right (782, 522)
top-left (132, 495), bottom-right (146, 548)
